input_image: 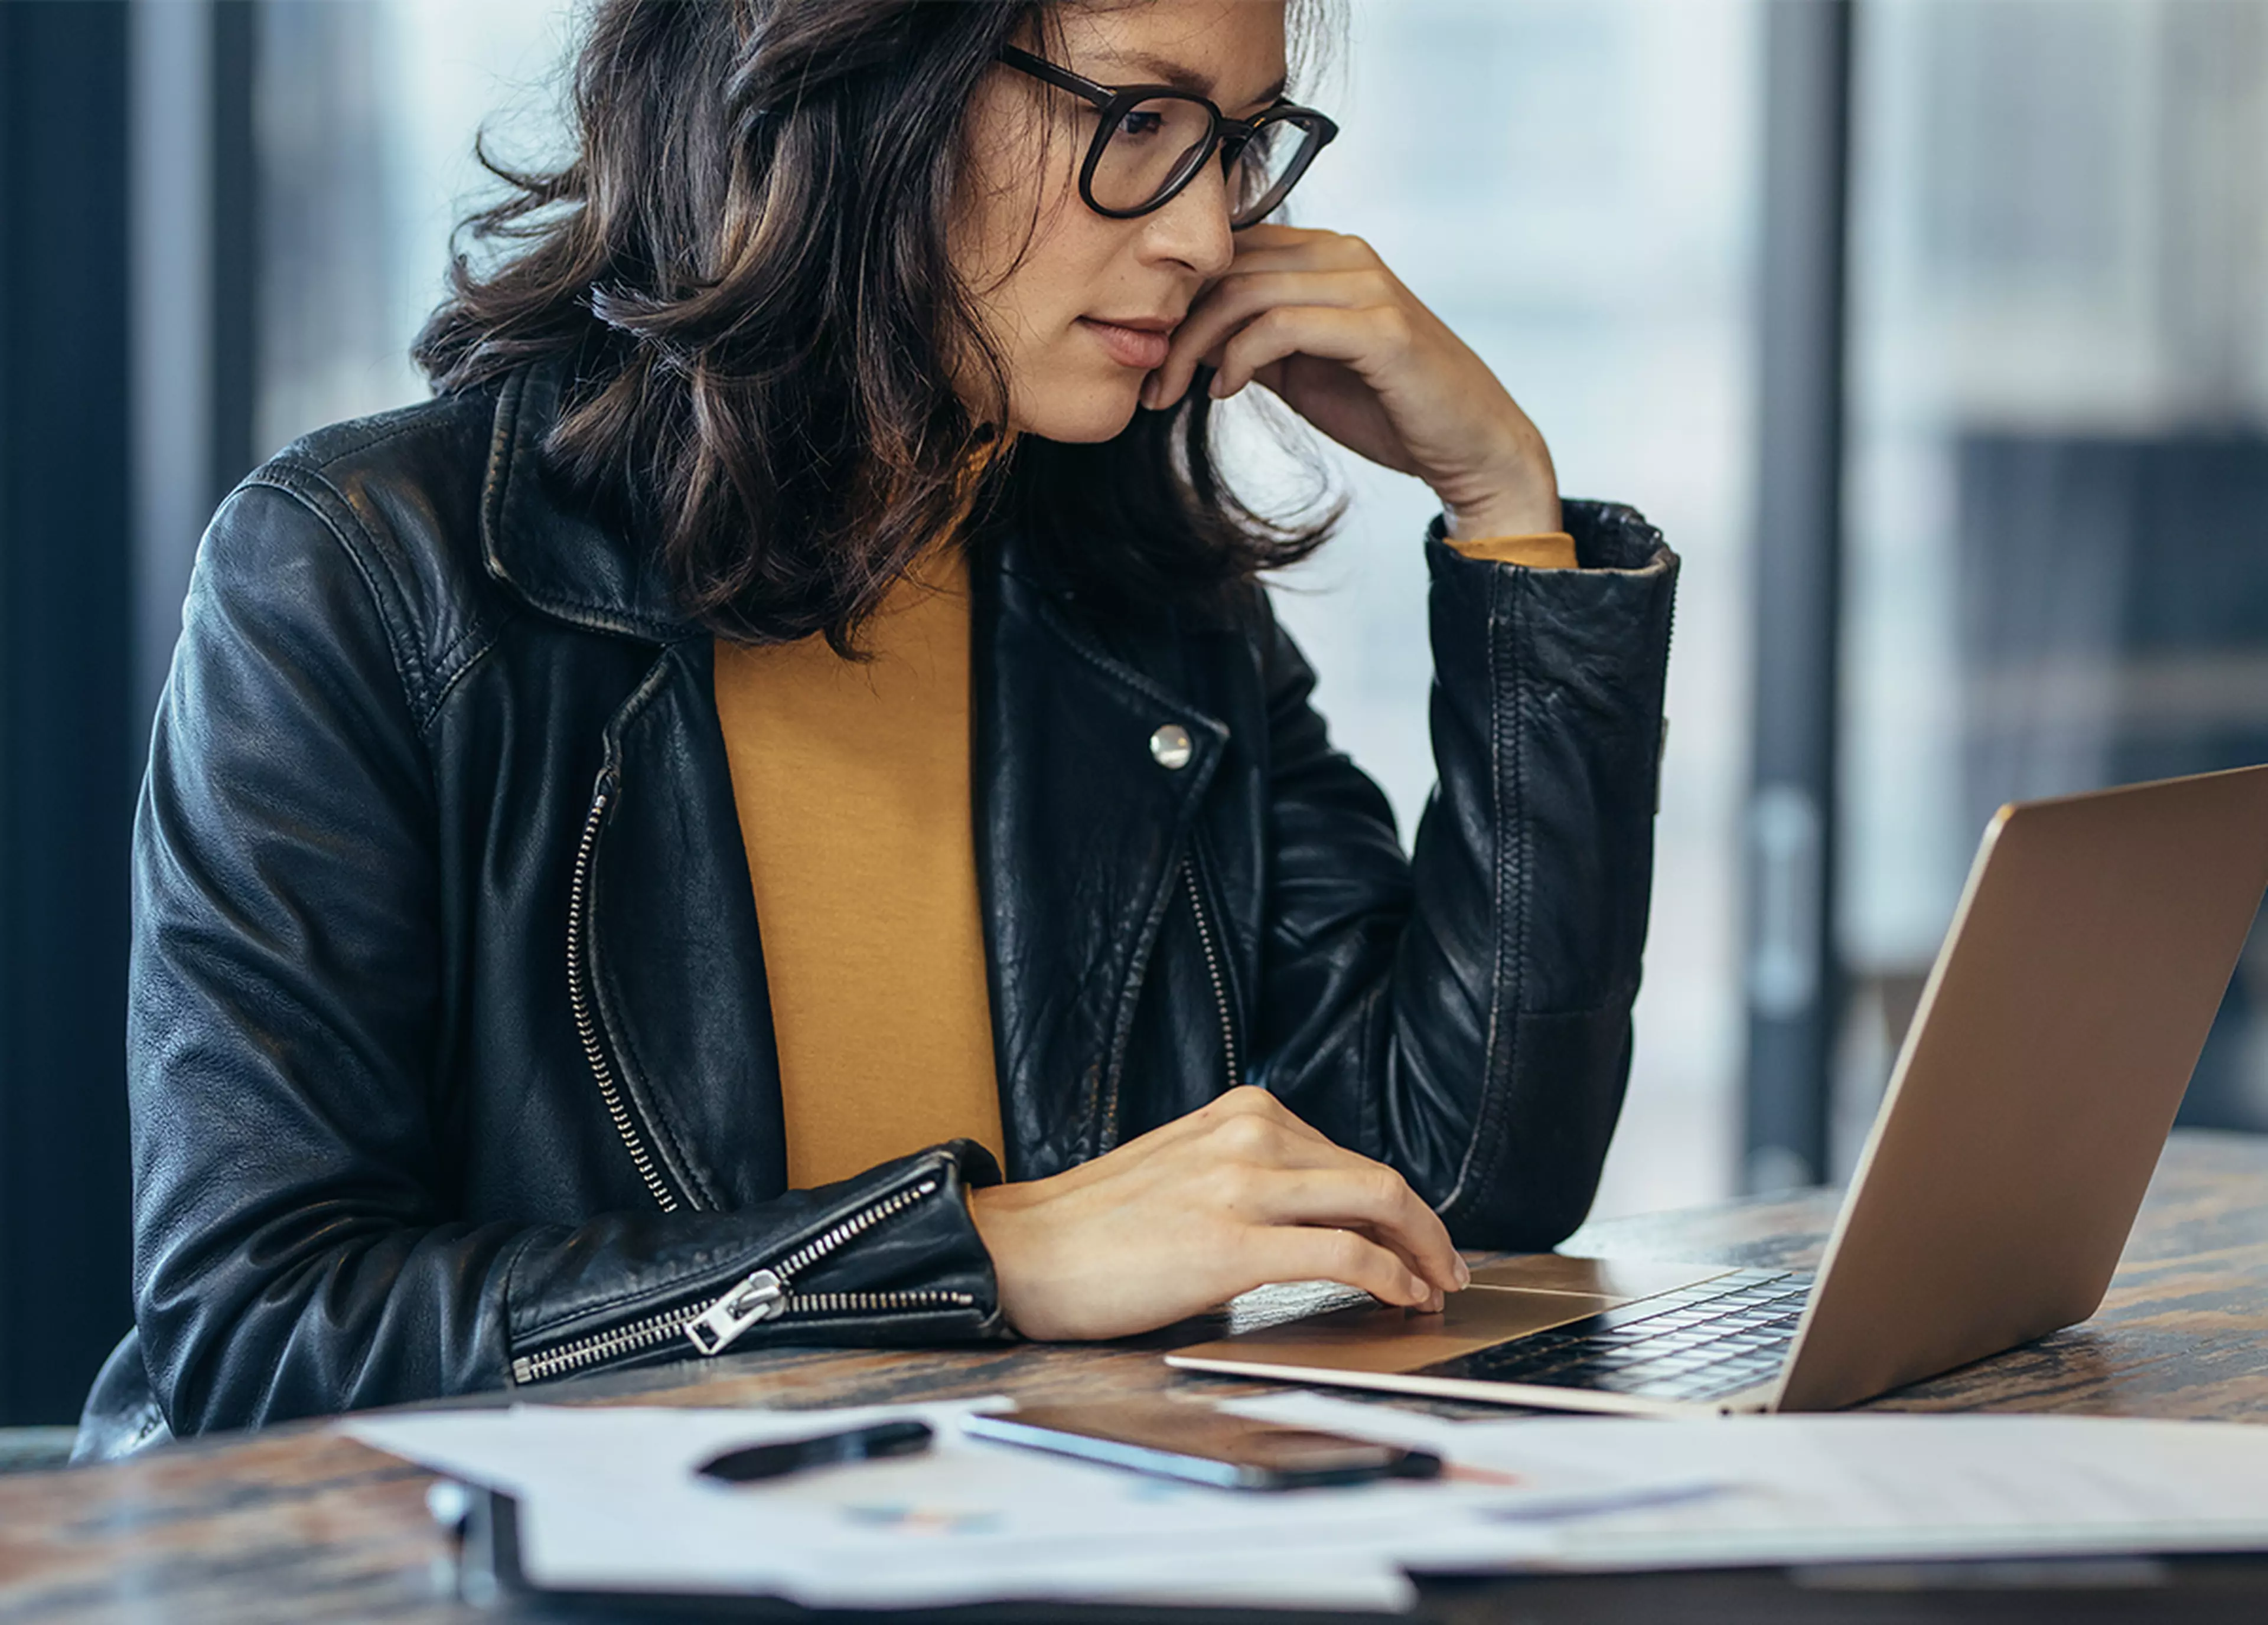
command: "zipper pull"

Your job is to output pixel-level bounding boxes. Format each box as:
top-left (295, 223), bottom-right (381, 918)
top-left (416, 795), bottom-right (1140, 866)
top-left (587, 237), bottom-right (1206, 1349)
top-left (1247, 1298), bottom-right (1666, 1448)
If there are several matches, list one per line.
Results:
top-left (683, 1267), bottom-right (787, 1356)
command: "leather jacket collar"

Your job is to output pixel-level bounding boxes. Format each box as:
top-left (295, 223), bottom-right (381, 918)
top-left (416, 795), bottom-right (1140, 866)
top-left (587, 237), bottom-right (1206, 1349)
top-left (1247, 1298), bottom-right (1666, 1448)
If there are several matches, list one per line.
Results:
top-left (481, 359), bottom-right (704, 642)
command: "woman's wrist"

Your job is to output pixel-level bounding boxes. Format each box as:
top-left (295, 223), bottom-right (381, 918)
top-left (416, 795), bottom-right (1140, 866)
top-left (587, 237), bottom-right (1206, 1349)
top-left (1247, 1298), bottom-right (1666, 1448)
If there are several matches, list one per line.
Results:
top-left (1442, 493), bottom-right (1565, 543)
top-left (1434, 417), bottom-right (1562, 540)
top-left (1437, 453), bottom-right (1562, 539)
top-left (966, 1182), bottom-right (1045, 1337)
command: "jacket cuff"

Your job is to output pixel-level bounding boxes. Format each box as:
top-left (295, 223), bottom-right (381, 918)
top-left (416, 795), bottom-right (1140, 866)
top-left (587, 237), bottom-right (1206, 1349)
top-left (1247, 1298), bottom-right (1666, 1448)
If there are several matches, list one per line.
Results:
top-left (1426, 500), bottom-right (1671, 575)
top-left (780, 1137), bottom-right (1007, 1326)
top-left (503, 1140), bottom-right (1009, 1388)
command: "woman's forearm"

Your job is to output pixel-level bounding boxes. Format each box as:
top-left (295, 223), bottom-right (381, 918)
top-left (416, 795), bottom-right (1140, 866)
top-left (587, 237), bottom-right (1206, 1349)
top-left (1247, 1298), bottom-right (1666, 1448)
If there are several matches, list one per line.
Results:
top-left (1249, 502), bottom-right (1679, 1248)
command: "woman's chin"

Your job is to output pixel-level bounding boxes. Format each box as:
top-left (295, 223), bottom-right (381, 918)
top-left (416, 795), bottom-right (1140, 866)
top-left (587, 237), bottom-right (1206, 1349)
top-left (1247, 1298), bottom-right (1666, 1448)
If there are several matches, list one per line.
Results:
top-left (1016, 381), bottom-right (1149, 444)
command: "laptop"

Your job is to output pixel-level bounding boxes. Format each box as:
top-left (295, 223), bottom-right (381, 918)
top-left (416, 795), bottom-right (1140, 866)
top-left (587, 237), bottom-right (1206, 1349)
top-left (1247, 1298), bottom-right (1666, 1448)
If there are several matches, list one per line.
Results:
top-left (1168, 763), bottom-right (2268, 1415)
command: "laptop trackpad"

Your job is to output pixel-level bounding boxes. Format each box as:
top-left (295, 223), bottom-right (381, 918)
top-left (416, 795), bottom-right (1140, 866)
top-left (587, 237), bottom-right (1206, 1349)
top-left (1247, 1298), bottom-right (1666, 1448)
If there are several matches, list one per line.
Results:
top-left (1175, 1288), bottom-right (1619, 1375)
top-left (1465, 1255), bottom-right (1731, 1300)
top-left (1172, 1257), bottom-right (1731, 1375)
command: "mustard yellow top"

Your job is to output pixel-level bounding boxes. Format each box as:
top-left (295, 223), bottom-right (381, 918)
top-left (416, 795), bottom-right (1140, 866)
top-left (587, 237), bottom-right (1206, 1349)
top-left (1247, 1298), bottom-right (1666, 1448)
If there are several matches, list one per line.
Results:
top-left (714, 537), bottom-right (1002, 1190)
top-left (714, 452), bottom-right (1573, 1190)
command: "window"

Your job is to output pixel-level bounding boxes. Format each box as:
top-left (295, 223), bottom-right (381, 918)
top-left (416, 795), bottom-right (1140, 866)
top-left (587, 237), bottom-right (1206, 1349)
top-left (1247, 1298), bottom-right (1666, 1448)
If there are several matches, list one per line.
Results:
top-left (1842, 0), bottom-right (2268, 1153)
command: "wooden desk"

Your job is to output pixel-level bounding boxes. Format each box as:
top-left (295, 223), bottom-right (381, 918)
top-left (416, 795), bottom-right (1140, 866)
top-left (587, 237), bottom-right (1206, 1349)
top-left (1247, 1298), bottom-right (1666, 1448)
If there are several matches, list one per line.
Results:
top-left (6, 1128), bottom-right (2267, 1623)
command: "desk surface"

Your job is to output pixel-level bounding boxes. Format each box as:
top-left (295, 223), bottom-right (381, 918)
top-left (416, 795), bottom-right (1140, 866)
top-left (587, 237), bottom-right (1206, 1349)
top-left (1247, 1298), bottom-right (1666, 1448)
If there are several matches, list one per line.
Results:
top-left (6, 1128), bottom-right (2267, 1623)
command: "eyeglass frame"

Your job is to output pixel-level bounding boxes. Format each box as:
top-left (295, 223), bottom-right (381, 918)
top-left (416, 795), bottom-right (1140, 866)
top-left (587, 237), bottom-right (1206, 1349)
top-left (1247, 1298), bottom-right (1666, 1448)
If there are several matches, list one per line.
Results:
top-left (994, 44), bottom-right (1340, 229)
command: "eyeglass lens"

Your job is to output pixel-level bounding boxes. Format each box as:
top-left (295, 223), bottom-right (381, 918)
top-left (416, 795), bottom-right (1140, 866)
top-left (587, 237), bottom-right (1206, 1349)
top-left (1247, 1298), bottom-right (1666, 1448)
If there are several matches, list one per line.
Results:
top-left (1090, 98), bottom-right (1322, 224)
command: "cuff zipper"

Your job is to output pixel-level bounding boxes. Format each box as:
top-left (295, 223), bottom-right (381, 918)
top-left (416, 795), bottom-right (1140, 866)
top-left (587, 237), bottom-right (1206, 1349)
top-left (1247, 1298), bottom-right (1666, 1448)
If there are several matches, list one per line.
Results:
top-left (510, 1176), bottom-right (972, 1386)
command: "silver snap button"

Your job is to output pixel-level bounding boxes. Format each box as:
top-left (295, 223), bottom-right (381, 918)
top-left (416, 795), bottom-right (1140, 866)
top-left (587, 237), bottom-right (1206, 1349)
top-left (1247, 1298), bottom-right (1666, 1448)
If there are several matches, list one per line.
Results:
top-left (1149, 724), bottom-right (1194, 771)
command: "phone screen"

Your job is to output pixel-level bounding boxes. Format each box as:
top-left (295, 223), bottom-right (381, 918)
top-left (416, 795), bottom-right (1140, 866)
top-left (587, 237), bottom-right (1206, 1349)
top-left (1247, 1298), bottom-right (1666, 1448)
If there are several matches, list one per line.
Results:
top-left (963, 1402), bottom-right (1439, 1490)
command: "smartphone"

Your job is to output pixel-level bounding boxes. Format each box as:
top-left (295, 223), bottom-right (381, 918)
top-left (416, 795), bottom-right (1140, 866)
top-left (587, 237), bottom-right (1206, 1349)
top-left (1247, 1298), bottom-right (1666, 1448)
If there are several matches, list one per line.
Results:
top-left (962, 1402), bottom-right (1441, 1491)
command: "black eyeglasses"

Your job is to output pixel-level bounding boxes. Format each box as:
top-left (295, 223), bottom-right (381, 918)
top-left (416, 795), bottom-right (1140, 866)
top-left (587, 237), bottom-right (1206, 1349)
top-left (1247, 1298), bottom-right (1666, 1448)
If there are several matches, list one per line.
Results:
top-left (996, 45), bottom-right (1338, 229)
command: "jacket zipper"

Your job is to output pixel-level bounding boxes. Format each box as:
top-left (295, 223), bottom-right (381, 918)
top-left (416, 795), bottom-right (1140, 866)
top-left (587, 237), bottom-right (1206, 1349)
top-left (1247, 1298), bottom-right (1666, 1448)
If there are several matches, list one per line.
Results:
top-left (567, 775), bottom-right (680, 1213)
top-left (510, 1176), bottom-right (970, 1386)
top-left (1183, 854), bottom-right (1242, 1092)
top-left (1097, 851), bottom-right (1243, 1156)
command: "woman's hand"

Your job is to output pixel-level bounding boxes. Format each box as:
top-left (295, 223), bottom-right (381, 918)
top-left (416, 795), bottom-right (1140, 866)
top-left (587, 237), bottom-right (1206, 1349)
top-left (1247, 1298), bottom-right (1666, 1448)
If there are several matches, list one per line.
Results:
top-left (967, 1086), bottom-right (1470, 1341)
top-left (1140, 224), bottom-right (1560, 540)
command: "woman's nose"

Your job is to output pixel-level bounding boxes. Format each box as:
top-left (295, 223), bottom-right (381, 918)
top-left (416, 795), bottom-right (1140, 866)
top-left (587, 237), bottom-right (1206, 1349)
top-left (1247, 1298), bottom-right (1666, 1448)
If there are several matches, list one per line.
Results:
top-left (1138, 162), bottom-right (1237, 279)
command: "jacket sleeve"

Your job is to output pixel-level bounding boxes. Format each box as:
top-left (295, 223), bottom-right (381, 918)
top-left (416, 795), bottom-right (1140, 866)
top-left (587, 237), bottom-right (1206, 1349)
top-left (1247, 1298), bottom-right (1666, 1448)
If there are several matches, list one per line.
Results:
top-left (130, 479), bottom-right (1003, 1436)
top-left (1248, 501), bottom-right (1677, 1249)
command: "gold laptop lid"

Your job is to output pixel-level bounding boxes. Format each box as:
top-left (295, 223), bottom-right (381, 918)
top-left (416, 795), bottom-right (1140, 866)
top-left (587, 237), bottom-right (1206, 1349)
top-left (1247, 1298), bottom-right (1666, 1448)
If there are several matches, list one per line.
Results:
top-left (1777, 763), bottom-right (2268, 1409)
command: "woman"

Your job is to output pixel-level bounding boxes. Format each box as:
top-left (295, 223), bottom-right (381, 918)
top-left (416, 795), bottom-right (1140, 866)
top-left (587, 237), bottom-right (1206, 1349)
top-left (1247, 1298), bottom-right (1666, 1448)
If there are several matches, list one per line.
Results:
top-left (83, 0), bottom-right (1675, 1453)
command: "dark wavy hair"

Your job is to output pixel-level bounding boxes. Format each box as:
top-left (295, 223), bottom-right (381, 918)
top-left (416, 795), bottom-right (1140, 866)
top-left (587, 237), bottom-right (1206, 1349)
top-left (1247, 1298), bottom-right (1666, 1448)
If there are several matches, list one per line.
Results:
top-left (413, 0), bottom-right (1341, 652)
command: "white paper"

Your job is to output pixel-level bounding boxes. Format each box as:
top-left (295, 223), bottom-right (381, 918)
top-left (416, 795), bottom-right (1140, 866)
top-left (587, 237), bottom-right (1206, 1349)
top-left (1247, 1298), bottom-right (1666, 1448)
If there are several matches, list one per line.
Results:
top-left (1223, 1392), bottom-right (2268, 1572)
top-left (348, 1390), bottom-right (2268, 1605)
top-left (345, 1396), bottom-right (1673, 1609)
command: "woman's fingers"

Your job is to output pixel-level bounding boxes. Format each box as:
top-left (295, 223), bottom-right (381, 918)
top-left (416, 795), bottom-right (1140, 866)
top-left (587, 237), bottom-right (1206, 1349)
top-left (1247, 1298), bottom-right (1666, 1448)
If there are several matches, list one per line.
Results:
top-left (1240, 1166), bottom-right (1467, 1293)
top-left (1346, 1222), bottom-right (1451, 1313)
top-left (1146, 269), bottom-right (1394, 409)
top-left (1179, 1092), bottom-right (1464, 1293)
top-left (1209, 304), bottom-right (1404, 400)
top-left (1204, 222), bottom-right (1376, 274)
top-left (1239, 1223), bottom-right (1437, 1309)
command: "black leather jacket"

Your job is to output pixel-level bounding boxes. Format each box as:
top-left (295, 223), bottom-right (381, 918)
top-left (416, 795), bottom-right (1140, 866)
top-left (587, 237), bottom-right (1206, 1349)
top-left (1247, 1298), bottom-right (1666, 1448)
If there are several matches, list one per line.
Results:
top-left (82, 357), bottom-right (1676, 1454)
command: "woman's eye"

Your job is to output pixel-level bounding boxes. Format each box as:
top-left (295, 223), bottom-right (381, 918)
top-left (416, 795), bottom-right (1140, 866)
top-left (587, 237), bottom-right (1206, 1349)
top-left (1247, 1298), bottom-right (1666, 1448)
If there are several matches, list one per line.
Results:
top-left (1116, 108), bottom-right (1165, 139)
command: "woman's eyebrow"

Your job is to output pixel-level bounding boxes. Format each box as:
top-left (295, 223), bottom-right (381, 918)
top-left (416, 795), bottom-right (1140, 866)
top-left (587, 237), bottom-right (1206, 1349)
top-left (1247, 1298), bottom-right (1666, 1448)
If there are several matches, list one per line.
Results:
top-left (1097, 50), bottom-right (1290, 110)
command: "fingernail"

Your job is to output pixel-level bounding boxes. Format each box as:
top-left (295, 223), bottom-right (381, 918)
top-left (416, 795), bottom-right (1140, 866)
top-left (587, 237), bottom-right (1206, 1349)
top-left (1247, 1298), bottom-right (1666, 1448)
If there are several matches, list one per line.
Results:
top-left (1209, 375), bottom-right (1228, 399)
top-left (1454, 1255), bottom-right (1472, 1289)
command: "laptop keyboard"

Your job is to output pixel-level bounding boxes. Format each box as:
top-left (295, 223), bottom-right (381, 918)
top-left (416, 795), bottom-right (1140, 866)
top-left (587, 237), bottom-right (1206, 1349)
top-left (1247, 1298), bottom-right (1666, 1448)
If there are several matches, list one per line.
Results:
top-left (1418, 1268), bottom-right (1814, 1405)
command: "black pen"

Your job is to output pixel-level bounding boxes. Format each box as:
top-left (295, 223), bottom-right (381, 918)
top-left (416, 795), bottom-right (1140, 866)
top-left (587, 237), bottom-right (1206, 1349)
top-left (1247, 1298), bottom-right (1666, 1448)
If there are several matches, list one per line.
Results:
top-left (696, 1419), bottom-right (934, 1484)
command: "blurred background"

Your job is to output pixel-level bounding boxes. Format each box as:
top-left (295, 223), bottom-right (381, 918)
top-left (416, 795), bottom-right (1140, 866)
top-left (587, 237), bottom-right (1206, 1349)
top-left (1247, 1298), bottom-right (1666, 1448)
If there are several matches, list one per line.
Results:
top-left (1, 0), bottom-right (2263, 1427)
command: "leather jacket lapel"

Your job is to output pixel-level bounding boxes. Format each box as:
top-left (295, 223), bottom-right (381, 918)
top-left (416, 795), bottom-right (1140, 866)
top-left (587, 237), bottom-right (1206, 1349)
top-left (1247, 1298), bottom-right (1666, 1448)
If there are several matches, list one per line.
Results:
top-left (973, 535), bottom-right (1228, 1180)
top-left (481, 362), bottom-right (786, 1213)
top-left (582, 636), bottom-right (788, 1212)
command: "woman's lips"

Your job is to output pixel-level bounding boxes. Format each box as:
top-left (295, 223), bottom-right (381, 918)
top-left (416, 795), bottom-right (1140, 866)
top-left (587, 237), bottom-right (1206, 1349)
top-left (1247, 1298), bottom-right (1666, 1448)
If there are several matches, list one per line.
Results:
top-left (1078, 316), bottom-right (1173, 371)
